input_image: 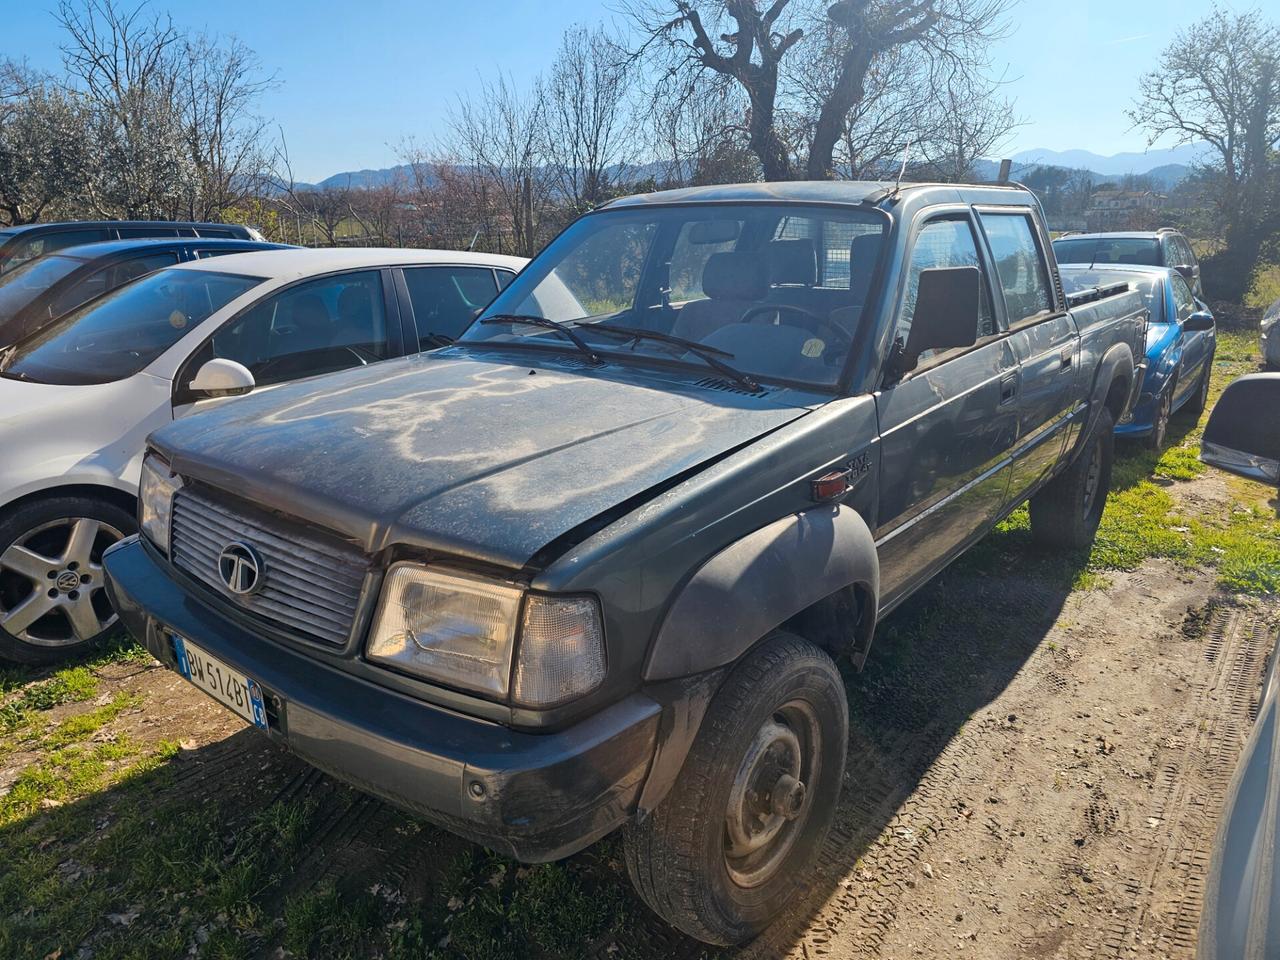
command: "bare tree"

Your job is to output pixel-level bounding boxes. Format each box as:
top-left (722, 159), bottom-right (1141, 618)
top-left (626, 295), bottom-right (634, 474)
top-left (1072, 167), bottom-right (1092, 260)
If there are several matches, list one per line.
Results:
top-left (1130, 5), bottom-right (1280, 296)
top-left (174, 30), bottom-right (276, 221)
top-left (915, 67), bottom-right (1020, 182)
top-left (544, 25), bottom-right (635, 212)
top-left (626, 0), bottom-right (1013, 180)
top-left (447, 73), bottom-right (551, 256)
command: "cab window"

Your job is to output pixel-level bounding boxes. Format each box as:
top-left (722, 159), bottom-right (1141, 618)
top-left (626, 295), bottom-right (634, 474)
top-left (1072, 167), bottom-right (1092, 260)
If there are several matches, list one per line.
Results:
top-left (979, 212), bottom-right (1053, 325)
top-left (893, 218), bottom-right (996, 364)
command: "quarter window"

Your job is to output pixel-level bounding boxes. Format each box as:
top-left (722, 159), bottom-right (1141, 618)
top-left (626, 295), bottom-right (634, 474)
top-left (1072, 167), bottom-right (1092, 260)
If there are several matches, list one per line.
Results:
top-left (200, 270), bottom-right (389, 388)
top-left (894, 218), bottom-right (996, 363)
top-left (402, 266), bottom-right (501, 347)
top-left (979, 213), bottom-right (1053, 324)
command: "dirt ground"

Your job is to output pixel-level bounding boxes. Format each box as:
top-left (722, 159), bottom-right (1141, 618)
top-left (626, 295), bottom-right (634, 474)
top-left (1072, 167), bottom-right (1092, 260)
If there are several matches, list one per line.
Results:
top-left (2, 469), bottom-right (1274, 960)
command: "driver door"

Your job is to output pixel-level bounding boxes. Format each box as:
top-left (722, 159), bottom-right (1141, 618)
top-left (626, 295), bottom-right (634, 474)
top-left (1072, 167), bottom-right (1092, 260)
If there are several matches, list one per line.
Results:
top-left (173, 269), bottom-right (398, 418)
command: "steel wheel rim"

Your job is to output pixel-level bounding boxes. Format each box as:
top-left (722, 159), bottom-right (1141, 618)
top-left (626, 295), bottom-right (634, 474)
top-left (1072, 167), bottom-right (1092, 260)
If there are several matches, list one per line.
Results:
top-left (0, 517), bottom-right (124, 647)
top-left (1081, 439), bottom-right (1103, 516)
top-left (724, 699), bottom-right (821, 889)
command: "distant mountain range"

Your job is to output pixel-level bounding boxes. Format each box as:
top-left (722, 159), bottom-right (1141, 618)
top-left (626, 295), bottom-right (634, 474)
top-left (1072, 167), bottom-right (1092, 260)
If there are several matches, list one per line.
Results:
top-left (296, 144), bottom-right (1206, 193)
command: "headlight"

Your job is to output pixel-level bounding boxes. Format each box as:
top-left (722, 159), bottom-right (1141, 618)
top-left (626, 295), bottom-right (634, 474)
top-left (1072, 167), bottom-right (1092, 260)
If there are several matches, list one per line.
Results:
top-left (139, 453), bottom-right (182, 554)
top-left (367, 565), bottom-right (523, 697)
top-left (366, 564), bottom-right (606, 706)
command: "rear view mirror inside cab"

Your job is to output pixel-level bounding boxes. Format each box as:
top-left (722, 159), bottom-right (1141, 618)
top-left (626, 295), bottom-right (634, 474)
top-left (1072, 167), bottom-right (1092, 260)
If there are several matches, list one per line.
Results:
top-left (1201, 372), bottom-right (1280, 487)
top-left (688, 220), bottom-right (741, 244)
top-left (893, 266), bottom-right (981, 376)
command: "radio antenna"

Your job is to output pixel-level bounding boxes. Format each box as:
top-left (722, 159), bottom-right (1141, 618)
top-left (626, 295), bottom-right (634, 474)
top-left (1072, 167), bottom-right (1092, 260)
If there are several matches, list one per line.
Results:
top-left (892, 139), bottom-right (912, 196)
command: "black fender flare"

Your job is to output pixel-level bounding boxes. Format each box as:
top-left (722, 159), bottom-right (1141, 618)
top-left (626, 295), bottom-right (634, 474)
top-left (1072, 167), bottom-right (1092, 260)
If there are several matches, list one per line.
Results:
top-left (636, 505), bottom-right (878, 816)
top-left (1079, 342), bottom-right (1136, 451)
top-left (643, 504), bottom-right (879, 682)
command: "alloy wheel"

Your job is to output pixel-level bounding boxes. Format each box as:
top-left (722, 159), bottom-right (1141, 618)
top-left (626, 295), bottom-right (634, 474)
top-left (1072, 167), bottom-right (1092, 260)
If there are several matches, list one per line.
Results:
top-left (0, 517), bottom-right (124, 647)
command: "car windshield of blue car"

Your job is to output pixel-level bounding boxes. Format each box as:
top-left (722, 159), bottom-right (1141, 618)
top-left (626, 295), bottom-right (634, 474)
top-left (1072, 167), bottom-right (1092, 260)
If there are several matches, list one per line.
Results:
top-left (2, 268), bottom-right (263, 385)
top-left (0, 255), bottom-right (83, 318)
top-left (463, 203), bottom-right (888, 388)
top-left (1053, 237), bottom-right (1161, 267)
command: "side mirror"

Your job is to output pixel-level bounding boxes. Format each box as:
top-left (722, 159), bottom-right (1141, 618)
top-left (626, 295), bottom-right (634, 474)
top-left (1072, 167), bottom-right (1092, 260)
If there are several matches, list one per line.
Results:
top-left (897, 266), bottom-right (981, 373)
top-left (187, 358), bottom-right (255, 399)
top-left (1200, 373), bottom-right (1280, 484)
top-left (1174, 264), bottom-right (1197, 283)
top-left (1184, 310), bottom-right (1215, 332)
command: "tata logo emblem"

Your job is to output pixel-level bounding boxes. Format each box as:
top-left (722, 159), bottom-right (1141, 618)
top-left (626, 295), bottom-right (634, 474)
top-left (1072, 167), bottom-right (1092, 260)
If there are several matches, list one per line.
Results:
top-left (217, 542), bottom-right (264, 596)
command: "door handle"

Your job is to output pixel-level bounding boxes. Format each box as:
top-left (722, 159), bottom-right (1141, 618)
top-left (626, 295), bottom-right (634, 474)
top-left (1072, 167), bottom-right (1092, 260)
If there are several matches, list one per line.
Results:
top-left (1060, 347), bottom-right (1073, 368)
top-left (1000, 374), bottom-right (1018, 405)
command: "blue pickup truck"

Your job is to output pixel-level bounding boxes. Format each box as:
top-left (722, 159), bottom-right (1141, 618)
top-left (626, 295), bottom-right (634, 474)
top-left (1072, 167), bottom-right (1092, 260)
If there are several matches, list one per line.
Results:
top-left (104, 181), bottom-right (1146, 945)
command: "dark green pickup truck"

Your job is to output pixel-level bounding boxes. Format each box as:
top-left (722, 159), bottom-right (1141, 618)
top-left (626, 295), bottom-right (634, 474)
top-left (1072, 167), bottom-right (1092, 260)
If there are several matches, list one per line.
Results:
top-left (105, 180), bottom-right (1147, 944)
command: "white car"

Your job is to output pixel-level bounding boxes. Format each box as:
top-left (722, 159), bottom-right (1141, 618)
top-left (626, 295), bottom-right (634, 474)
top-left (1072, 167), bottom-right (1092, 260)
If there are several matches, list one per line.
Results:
top-left (0, 247), bottom-right (526, 663)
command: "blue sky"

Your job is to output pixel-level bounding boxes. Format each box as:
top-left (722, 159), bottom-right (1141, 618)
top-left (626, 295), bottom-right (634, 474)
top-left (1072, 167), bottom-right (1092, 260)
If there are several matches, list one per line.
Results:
top-left (4, 0), bottom-right (1228, 182)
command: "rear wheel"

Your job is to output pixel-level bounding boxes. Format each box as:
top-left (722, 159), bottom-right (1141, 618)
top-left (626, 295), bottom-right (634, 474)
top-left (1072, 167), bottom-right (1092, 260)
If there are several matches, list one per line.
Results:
top-left (1029, 407), bottom-right (1115, 550)
top-left (623, 632), bottom-right (847, 945)
top-left (0, 496), bottom-right (135, 665)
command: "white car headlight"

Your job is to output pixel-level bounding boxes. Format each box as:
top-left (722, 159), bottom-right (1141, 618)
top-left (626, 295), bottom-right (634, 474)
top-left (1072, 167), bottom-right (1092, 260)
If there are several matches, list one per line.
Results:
top-left (366, 564), bottom-right (607, 705)
top-left (139, 453), bottom-right (182, 554)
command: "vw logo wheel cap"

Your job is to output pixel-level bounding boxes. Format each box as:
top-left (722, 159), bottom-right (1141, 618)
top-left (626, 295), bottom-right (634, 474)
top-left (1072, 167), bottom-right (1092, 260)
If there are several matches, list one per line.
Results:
top-left (217, 542), bottom-right (264, 595)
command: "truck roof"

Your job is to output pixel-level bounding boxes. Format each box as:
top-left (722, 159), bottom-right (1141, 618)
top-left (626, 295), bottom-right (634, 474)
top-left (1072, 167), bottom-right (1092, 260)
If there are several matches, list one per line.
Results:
top-left (604, 180), bottom-right (1038, 210)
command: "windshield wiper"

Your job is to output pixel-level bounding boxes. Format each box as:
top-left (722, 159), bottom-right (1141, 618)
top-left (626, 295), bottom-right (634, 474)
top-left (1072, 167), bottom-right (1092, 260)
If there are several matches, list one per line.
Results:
top-left (585, 322), bottom-right (761, 393)
top-left (420, 331), bottom-right (455, 349)
top-left (480, 314), bottom-right (601, 364)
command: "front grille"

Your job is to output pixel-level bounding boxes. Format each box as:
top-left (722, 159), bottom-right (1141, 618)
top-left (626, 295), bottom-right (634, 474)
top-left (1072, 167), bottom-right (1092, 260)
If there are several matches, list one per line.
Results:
top-left (170, 486), bottom-right (368, 646)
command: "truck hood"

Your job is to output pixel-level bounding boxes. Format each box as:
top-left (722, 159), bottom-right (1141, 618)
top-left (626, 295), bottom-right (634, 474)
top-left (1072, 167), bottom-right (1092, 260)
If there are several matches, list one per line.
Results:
top-left (150, 351), bottom-right (813, 568)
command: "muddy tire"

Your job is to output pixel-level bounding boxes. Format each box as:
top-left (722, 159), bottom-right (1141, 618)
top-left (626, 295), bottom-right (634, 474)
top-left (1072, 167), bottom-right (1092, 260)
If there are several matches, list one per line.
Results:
top-left (623, 632), bottom-right (848, 946)
top-left (1029, 407), bottom-right (1115, 550)
top-left (0, 496), bottom-right (135, 665)
top-left (1177, 354), bottom-right (1213, 420)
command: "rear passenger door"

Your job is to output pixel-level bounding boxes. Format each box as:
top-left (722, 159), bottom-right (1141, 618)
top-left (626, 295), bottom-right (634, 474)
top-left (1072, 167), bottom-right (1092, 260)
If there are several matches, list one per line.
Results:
top-left (396, 265), bottom-right (503, 351)
top-left (874, 211), bottom-right (1019, 607)
top-left (979, 209), bottom-right (1077, 502)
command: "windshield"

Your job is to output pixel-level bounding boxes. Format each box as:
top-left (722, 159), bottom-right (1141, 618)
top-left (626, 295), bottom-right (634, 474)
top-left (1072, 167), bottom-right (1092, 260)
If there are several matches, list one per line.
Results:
top-left (3, 268), bottom-right (263, 385)
top-left (464, 203), bottom-right (888, 387)
top-left (0, 255), bottom-right (83, 318)
top-left (1053, 237), bottom-right (1161, 267)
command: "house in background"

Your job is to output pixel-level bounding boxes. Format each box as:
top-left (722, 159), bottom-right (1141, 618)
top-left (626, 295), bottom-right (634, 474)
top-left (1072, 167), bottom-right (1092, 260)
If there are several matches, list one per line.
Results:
top-left (1086, 189), bottom-right (1168, 231)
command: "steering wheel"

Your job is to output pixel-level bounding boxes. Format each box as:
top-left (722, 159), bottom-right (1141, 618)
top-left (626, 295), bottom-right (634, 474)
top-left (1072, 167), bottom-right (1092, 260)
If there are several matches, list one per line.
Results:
top-left (737, 303), bottom-right (853, 357)
top-left (254, 345), bottom-right (371, 382)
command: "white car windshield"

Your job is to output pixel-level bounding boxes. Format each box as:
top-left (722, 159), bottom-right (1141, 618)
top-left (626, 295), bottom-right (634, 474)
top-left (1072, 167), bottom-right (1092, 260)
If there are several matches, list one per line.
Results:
top-left (463, 203), bottom-right (888, 388)
top-left (2, 268), bottom-right (263, 385)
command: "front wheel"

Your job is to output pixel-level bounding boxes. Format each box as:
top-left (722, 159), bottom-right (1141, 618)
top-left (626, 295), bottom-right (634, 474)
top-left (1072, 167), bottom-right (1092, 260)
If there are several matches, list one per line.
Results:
top-left (1029, 407), bottom-right (1115, 550)
top-left (0, 496), bottom-right (135, 665)
top-left (623, 632), bottom-right (848, 945)
top-left (1146, 380), bottom-right (1175, 451)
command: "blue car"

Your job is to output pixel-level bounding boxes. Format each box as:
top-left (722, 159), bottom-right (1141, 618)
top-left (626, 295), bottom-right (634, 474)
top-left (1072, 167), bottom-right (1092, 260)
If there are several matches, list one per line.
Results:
top-left (1060, 264), bottom-right (1216, 448)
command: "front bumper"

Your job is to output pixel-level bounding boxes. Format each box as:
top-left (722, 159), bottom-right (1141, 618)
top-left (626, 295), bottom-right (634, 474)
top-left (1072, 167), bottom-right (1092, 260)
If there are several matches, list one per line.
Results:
top-left (103, 536), bottom-right (661, 862)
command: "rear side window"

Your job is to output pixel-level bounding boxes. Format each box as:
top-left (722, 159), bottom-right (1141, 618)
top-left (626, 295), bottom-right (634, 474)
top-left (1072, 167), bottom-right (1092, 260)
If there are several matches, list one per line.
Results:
top-left (403, 266), bottom-right (501, 347)
top-left (195, 227), bottom-right (237, 239)
top-left (895, 218), bottom-right (997, 362)
top-left (116, 226), bottom-right (179, 238)
top-left (980, 213), bottom-right (1053, 324)
top-left (3, 229), bottom-right (112, 272)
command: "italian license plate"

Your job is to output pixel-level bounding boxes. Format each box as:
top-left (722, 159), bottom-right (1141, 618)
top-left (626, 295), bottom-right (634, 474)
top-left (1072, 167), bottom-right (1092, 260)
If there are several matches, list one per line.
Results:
top-left (172, 634), bottom-right (268, 730)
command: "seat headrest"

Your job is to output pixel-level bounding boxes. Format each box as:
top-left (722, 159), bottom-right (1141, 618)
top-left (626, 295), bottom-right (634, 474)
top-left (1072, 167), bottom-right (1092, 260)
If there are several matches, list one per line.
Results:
top-left (767, 239), bottom-right (817, 286)
top-left (289, 293), bottom-right (331, 331)
top-left (849, 233), bottom-right (883, 304)
top-left (702, 251), bottom-right (768, 301)
top-left (337, 285), bottom-right (373, 326)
